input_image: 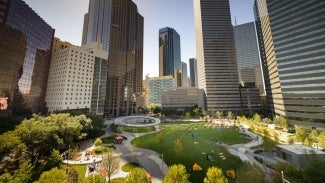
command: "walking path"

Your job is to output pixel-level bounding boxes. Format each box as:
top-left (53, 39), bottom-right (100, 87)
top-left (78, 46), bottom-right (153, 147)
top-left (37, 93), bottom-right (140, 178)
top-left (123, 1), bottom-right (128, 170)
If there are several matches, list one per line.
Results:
top-left (101, 119), bottom-right (167, 183)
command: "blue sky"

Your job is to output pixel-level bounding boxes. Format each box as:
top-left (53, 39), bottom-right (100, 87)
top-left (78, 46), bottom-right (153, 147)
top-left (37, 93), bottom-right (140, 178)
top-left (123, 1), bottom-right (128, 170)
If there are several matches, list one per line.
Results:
top-left (24, 0), bottom-right (255, 78)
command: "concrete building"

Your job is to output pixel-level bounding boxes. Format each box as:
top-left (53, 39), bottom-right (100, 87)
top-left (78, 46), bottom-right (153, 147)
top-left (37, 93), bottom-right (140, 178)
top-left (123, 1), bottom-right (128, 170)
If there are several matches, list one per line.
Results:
top-left (194, 0), bottom-right (241, 112)
top-left (46, 42), bottom-right (108, 114)
top-left (159, 27), bottom-right (181, 79)
top-left (239, 82), bottom-right (262, 114)
top-left (254, 0), bottom-right (325, 127)
top-left (181, 62), bottom-right (189, 87)
top-left (52, 37), bottom-right (73, 54)
top-left (148, 76), bottom-right (174, 105)
top-left (161, 87), bottom-right (205, 111)
top-left (234, 22), bottom-right (265, 95)
top-left (189, 58), bottom-right (198, 87)
top-left (0, 0), bottom-right (54, 115)
top-left (276, 144), bottom-right (325, 169)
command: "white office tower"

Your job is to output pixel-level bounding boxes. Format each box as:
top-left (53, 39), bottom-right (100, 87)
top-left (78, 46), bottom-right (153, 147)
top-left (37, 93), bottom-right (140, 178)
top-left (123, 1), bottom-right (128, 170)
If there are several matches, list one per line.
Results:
top-left (46, 42), bottom-right (108, 114)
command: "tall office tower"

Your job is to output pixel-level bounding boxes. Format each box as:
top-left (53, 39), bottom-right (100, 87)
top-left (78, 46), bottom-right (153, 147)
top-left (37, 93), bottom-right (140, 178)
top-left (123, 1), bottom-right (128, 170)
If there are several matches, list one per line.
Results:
top-left (181, 62), bottom-right (189, 87)
top-left (52, 37), bottom-right (73, 54)
top-left (189, 58), bottom-right (198, 87)
top-left (82, 0), bottom-right (112, 51)
top-left (194, 0), bottom-right (241, 112)
top-left (0, 0), bottom-right (54, 115)
top-left (46, 42), bottom-right (108, 114)
top-left (148, 76), bottom-right (175, 105)
top-left (254, 0), bottom-right (325, 127)
top-left (159, 27), bottom-right (181, 78)
top-left (105, 0), bottom-right (143, 117)
top-left (234, 22), bottom-right (265, 95)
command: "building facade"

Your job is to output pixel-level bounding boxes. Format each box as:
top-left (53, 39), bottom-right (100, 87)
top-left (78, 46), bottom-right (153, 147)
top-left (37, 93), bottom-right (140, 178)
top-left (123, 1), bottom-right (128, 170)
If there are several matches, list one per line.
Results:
top-left (239, 82), bottom-right (262, 114)
top-left (0, 0), bottom-right (54, 115)
top-left (255, 0), bottom-right (325, 127)
top-left (194, 0), bottom-right (241, 112)
top-left (189, 58), bottom-right (198, 87)
top-left (234, 22), bottom-right (265, 95)
top-left (181, 62), bottom-right (189, 87)
top-left (159, 27), bottom-right (181, 78)
top-left (52, 37), bottom-right (73, 54)
top-left (148, 76), bottom-right (174, 105)
top-left (82, 0), bottom-right (112, 51)
top-left (161, 87), bottom-right (205, 111)
top-left (104, 0), bottom-right (143, 117)
top-left (46, 42), bottom-right (108, 114)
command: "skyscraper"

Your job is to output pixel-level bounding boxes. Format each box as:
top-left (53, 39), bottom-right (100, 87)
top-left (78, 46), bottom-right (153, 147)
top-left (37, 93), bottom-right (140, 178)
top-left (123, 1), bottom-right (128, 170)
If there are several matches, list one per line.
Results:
top-left (234, 22), bottom-right (265, 95)
top-left (159, 27), bottom-right (181, 78)
top-left (82, 0), bottom-right (143, 117)
top-left (189, 58), bottom-right (198, 87)
top-left (0, 0), bottom-right (54, 115)
top-left (82, 0), bottom-right (112, 51)
top-left (194, 0), bottom-right (241, 112)
top-left (108, 0), bottom-right (143, 117)
top-left (255, 0), bottom-right (325, 127)
top-left (181, 62), bottom-right (189, 87)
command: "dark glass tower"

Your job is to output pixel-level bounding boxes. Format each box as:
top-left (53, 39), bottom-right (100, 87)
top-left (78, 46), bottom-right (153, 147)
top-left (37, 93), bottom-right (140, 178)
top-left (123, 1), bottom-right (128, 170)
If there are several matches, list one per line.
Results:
top-left (189, 58), bottom-right (198, 87)
top-left (194, 0), bottom-right (241, 112)
top-left (0, 0), bottom-right (54, 115)
top-left (255, 0), bottom-right (325, 127)
top-left (159, 27), bottom-right (181, 78)
top-left (82, 0), bottom-right (112, 51)
top-left (106, 0), bottom-right (143, 117)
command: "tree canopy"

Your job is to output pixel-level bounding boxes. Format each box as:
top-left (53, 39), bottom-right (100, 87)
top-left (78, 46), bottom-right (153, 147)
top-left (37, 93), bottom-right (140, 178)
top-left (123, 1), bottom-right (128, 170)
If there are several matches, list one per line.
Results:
top-left (204, 167), bottom-right (228, 183)
top-left (164, 164), bottom-right (189, 183)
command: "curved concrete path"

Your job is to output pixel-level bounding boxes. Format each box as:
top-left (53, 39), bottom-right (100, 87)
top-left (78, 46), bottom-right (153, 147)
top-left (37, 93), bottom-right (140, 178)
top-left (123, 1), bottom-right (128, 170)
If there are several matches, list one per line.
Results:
top-left (103, 119), bottom-right (167, 183)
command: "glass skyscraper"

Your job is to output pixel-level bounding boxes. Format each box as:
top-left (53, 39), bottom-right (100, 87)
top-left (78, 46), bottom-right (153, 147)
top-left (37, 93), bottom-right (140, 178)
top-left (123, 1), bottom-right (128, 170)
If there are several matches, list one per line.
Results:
top-left (159, 27), bottom-right (181, 78)
top-left (194, 0), bottom-right (241, 112)
top-left (255, 0), bottom-right (325, 127)
top-left (82, 0), bottom-right (143, 117)
top-left (234, 22), bottom-right (265, 95)
top-left (0, 0), bottom-right (54, 114)
top-left (189, 58), bottom-right (198, 87)
top-left (82, 0), bottom-right (112, 51)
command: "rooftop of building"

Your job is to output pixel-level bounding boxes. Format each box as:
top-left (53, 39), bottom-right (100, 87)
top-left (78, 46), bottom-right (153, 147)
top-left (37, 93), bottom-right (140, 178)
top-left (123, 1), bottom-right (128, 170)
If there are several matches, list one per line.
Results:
top-left (277, 144), bottom-right (325, 155)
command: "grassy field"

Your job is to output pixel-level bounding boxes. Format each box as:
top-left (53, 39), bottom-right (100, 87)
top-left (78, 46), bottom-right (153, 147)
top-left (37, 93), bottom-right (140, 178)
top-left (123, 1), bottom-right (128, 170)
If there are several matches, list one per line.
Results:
top-left (132, 122), bottom-right (251, 183)
top-left (123, 126), bottom-right (156, 133)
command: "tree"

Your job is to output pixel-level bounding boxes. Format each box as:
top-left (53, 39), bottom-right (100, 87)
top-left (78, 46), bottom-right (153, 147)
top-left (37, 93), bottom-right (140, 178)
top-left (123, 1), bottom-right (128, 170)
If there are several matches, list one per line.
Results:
top-left (94, 138), bottom-right (103, 147)
top-left (126, 167), bottom-right (150, 183)
top-left (227, 111), bottom-right (233, 122)
top-left (174, 138), bottom-right (184, 157)
top-left (203, 167), bottom-right (228, 183)
top-left (317, 131), bottom-right (325, 149)
top-left (303, 159), bottom-right (325, 183)
top-left (83, 174), bottom-right (107, 183)
top-left (101, 148), bottom-right (120, 183)
top-left (274, 162), bottom-right (304, 183)
top-left (164, 164), bottom-right (189, 183)
top-left (36, 167), bottom-right (67, 183)
top-left (0, 161), bottom-right (34, 183)
top-left (236, 161), bottom-right (264, 183)
top-left (44, 149), bottom-right (62, 170)
top-left (295, 126), bottom-right (307, 143)
top-left (308, 129), bottom-right (318, 145)
top-left (215, 111), bottom-right (222, 121)
top-left (252, 113), bottom-right (261, 124)
top-left (185, 111), bottom-right (191, 120)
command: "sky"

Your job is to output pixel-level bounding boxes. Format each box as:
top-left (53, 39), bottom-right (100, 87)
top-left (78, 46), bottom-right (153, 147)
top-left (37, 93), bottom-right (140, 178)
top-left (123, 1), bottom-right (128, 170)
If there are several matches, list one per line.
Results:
top-left (24, 0), bottom-right (256, 78)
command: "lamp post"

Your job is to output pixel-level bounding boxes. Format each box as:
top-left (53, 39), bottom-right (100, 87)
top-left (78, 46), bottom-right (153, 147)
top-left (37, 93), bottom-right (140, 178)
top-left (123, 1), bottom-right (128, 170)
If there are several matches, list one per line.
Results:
top-left (161, 153), bottom-right (164, 173)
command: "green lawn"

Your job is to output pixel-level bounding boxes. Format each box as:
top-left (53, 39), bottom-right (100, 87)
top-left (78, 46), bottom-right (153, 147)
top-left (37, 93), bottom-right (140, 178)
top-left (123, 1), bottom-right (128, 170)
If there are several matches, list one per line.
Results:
top-left (132, 122), bottom-right (251, 183)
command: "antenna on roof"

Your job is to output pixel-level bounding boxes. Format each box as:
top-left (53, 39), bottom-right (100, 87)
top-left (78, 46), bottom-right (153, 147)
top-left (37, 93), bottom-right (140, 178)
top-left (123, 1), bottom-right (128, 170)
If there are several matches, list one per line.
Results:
top-left (234, 16), bottom-right (237, 25)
